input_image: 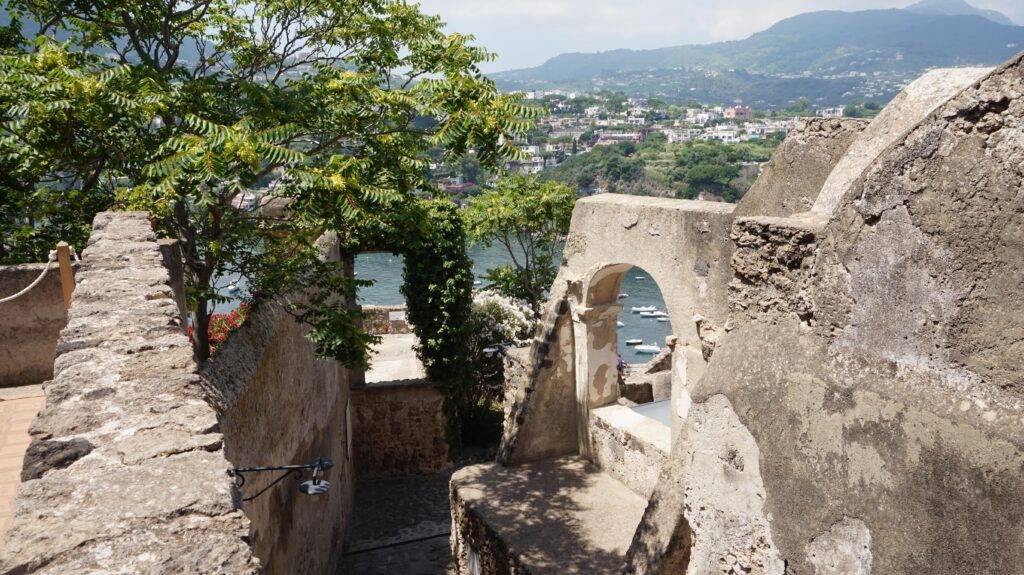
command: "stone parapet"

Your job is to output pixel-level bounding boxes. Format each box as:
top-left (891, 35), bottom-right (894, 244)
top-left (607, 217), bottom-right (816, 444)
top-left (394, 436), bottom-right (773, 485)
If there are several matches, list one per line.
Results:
top-left (0, 212), bottom-right (259, 574)
top-left (361, 305), bottom-right (412, 335)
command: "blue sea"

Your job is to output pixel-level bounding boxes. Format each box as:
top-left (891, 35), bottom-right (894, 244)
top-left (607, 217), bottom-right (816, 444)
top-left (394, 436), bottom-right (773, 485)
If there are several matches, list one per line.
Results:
top-left (355, 245), bottom-right (671, 364)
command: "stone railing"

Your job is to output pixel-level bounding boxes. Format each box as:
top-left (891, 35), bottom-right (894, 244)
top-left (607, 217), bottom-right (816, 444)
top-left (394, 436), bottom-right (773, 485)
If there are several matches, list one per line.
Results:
top-left (360, 304), bottom-right (412, 335)
top-left (0, 212), bottom-right (259, 573)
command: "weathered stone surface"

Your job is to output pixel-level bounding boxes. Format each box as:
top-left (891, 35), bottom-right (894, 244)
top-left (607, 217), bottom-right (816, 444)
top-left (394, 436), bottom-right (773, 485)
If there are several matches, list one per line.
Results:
top-left (20, 438), bottom-right (93, 481)
top-left (588, 404), bottom-right (668, 497)
top-left (685, 55), bottom-right (1024, 575)
top-left (361, 304), bottom-right (413, 335)
top-left (805, 517), bottom-right (872, 575)
top-left (734, 118), bottom-right (867, 218)
top-left (351, 379), bottom-right (450, 475)
top-left (811, 66), bottom-right (992, 214)
top-left (0, 212), bottom-right (259, 574)
top-left (451, 457), bottom-right (647, 575)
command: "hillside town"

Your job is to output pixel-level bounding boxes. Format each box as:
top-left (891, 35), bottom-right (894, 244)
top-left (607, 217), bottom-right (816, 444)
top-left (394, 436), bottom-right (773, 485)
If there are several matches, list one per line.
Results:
top-left (433, 91), bottom-right (855, 195)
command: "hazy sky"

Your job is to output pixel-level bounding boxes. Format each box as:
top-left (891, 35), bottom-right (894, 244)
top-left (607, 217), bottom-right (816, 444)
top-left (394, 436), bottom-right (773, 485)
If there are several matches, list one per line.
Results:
top-left (416, 0), bottom-right (1023, 72)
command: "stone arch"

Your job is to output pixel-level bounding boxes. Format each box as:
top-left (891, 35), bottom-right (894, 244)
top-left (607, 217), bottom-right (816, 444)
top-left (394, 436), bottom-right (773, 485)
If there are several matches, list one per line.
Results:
top-left (499, 195), bottom-right (738, 467)
top-left (569, 263), bottom-right (682, 456)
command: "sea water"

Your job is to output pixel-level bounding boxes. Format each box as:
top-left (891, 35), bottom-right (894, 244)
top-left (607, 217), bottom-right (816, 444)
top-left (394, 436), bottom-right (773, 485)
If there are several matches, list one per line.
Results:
top-left (356, 245), bottom-right (671, 364)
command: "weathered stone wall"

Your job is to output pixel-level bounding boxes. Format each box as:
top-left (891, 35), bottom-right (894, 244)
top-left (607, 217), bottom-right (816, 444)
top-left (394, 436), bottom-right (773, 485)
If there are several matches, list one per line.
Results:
top-left (361, 304), bottom-right (412, 335)
top-left (589, 405), bottom-right (668, 498)
top-left (627, 61), bottom-right (1024, 575)
top-left (0, 263), bottom-right (75, 387)
top-left (733, 118), bottom-right (868, 218)
top-left (350, 380), bottom-right (450, 475)
top-left (202, 231), bottom-right (354, 575)
top-left (0, 212), bottom-right (259, 574)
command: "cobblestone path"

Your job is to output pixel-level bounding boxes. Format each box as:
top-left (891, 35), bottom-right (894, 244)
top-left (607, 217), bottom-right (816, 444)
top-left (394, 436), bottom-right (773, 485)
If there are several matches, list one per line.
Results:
top-left (340, 470), bottom-right (456, 575)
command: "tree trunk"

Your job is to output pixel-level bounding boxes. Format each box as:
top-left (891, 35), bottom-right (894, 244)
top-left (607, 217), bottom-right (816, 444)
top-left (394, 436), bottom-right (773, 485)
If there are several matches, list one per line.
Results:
top-left (193, 297), bottom-right (211, 363)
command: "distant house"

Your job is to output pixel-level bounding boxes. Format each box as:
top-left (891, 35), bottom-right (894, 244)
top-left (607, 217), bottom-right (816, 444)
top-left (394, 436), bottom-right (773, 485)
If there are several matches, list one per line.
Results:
top-left (595, 131), bottom-right (643, 146)
top-left (816, 106), bottom-right (846, 118)
top-left (723, 106), bottom-right (753, 120)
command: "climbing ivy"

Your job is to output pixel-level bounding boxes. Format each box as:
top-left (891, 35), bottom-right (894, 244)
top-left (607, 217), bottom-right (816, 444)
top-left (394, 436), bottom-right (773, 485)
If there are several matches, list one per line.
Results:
top-left (400, 199), bottom-right (476, 446)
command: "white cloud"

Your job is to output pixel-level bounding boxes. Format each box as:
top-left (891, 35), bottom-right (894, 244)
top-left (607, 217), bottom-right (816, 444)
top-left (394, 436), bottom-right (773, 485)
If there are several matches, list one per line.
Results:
top-left (415, 0), bottom-right (1022, 72)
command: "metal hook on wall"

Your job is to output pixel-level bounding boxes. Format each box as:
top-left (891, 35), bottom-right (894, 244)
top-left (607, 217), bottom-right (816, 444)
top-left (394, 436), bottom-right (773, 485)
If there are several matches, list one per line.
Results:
top-left (228, 457), bottom-right (333, 502)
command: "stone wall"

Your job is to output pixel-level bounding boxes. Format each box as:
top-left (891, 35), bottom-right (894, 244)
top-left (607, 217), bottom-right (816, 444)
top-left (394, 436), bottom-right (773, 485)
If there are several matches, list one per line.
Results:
top-left (0, 212), bottom-right (259, 573)
top-left (361, 304), bottom-right (412, 335)
top-left (0, 263), bottom-right (75, 387)
top-left (350, 380), bottom-right (450, 475)
top-left (202, 233), bottom-right (354, 575)
top-left (589, 405), bottom-right (669, 498)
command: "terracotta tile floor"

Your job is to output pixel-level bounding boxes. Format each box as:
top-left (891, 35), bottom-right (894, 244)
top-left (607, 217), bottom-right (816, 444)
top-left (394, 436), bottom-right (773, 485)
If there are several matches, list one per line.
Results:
top-left (0, 385), bottom-right (44, 548)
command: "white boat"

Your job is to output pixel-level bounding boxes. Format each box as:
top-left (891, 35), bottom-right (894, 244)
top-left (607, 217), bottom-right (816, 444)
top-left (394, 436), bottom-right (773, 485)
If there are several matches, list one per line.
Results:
top-left (226, 282), bottom-right (240, 294)
top-left (625, 339), bottom-right (643, 345)
top-left (634, 345), bottom-right (661, 354)
top-left (640, 311), bottom-right (658, 318)
top-left (652, 311), bottom-right (668, 317)
top-left (618, 293), bottom-right (628, 299)
top-left (635, 276), bottom-right (646, 280)
top-left (657, 317), bottom-right (669, 322)
top-left (473, 280), bottom-right (482, 286)
top-left (617, 321), bottom-right (624, 328)
top-left (631, 306), bottom-right (656, 313)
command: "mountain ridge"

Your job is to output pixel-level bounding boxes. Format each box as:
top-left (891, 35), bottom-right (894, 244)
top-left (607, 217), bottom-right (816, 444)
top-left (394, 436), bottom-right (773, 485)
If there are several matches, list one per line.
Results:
top-left (492, 8), bottom-right (1024, 105)
top-left (905, 0), bottom-right (1013, 25)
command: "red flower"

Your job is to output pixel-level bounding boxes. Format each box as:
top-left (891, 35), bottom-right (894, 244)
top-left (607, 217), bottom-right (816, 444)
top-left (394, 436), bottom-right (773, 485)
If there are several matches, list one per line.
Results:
top-left (187, 303), bottom-right (250, 355)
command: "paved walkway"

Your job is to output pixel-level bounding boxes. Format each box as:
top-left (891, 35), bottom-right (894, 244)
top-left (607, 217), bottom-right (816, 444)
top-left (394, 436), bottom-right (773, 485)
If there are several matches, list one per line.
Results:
top-left (366, 334), bottom-right (426, 384)
top-left (340, 470), bottom-right (456, 575)
top-left (0, 385), bottom-right (44, 548)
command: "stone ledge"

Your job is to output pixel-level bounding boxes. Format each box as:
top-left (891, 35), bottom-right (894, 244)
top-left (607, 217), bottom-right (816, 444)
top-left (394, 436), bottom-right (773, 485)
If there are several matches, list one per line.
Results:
top-left (0, 212), bottom-right (259, 574)
top-left (450, 457), bottom-right (647, 575)
top-left (589, 404), bottom-right (669, 497)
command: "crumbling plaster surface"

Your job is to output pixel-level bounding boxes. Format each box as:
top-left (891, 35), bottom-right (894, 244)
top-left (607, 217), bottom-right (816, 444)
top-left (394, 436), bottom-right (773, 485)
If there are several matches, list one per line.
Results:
top-left (811, 66), bottom-right (992, 214)
top-left (0, 212), bottom-right (259, 574)
top-left (734, 118), bottom-right (868, 219)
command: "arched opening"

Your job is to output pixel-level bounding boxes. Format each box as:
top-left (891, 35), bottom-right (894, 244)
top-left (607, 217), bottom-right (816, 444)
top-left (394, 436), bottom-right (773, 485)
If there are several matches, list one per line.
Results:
top-left (572, 263), bottom-right (675, 496)
top-left (615, 266), bottom-right (673, 423)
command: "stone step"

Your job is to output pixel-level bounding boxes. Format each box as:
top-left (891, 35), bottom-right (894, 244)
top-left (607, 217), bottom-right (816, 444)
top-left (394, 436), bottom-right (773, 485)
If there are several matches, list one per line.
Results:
top-left (450, 456), bottom-right (647, 575)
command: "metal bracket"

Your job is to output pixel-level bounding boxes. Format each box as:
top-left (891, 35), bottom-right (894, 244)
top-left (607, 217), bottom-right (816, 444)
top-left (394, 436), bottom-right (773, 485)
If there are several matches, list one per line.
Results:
top-left (228, 457), bottom-right (333, 501)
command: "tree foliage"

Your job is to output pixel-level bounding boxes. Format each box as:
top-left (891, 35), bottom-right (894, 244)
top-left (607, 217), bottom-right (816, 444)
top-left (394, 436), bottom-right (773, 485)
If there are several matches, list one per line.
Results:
top-left (1, 0), bottom-right (537, 366)
top-left (463, 174), bottom-right (575, 314)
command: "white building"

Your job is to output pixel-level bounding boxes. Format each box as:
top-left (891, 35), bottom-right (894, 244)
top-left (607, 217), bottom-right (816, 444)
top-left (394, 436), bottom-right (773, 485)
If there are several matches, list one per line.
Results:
top-left (816, 106), bottom-right (846, 119)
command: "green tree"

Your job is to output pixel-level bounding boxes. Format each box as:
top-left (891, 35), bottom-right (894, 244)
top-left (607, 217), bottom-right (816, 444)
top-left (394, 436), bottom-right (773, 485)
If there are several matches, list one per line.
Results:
top-left (463, 175), bottom-right (575, 314)
top-left (1, 0), bottom-right (536, 364)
